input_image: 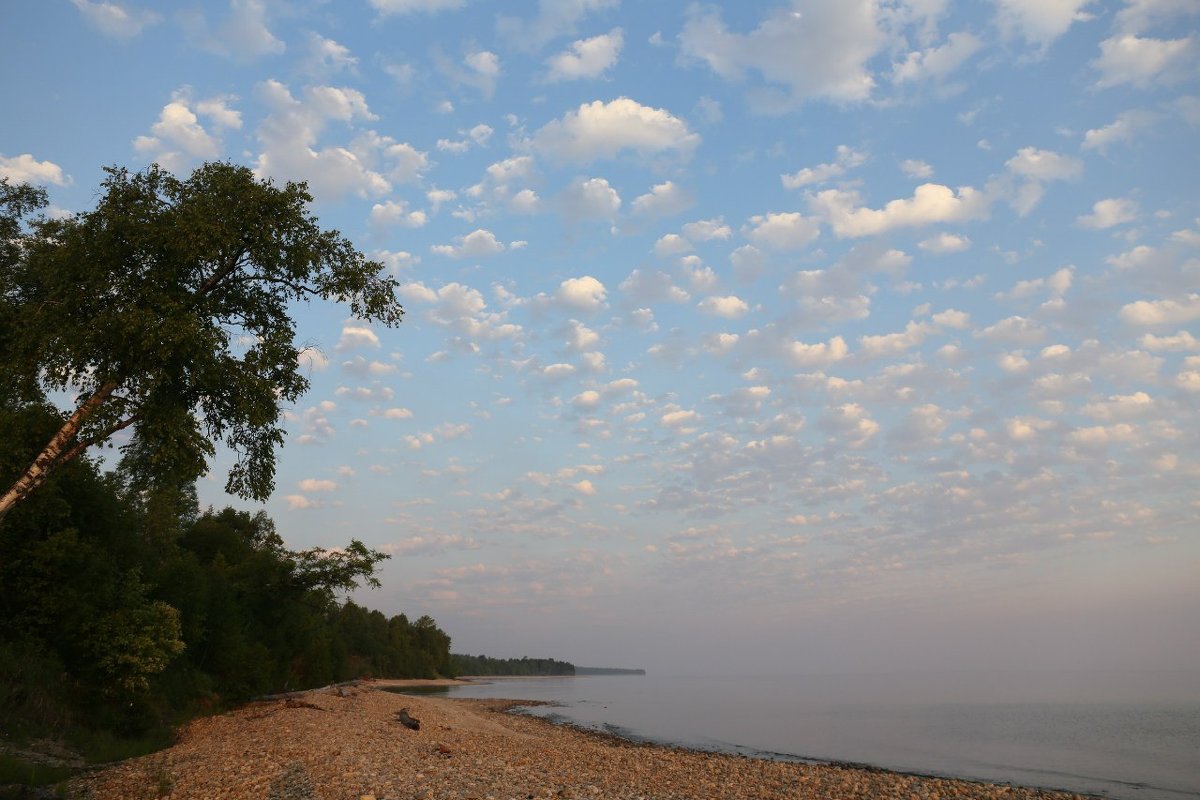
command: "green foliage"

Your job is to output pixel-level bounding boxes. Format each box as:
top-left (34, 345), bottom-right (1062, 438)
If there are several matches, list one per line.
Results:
top-left (0, 163), bottom-right (451, 782)
top-left (0, 402), bottom-right (449, 751)
top-left (88, 600), bottom-right (185, 694)
top-left (451, 654), bottom-right (575, 676)
top-left (0, 752), bottom-right (77, 790)
top-left (0, 642), bottom-right (73, 740)
top-left (1, 162), bottom-right (402, 513)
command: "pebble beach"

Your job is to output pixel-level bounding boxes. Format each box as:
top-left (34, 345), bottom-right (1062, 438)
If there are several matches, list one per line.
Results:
top-left (67, 681), bottom-right (1098, 800)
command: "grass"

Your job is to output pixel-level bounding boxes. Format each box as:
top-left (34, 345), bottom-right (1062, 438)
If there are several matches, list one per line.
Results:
top-left (67, 726), bottom-right (175, 766)
top-left (0, 752), bottom-right (77, 788)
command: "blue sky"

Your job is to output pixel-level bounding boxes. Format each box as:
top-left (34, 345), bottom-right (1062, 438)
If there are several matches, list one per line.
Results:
top-left (3, 0), bottom-right (1199, 677)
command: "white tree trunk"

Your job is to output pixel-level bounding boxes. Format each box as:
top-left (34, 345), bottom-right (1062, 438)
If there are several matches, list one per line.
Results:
top-left (0, 381), bottom-right (118, 524)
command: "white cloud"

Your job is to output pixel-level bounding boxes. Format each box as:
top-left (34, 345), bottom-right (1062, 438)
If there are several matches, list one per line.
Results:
top-left (780, 145), bottom-right (867, 189)
top-left (529, 98), bottom-right (700, 164)
top-left (1119, 294), bottom-right (1200, 327)
top-left (305, 33), bottom-right (358, 76)
top-left (730, 245), bottom-right (766, 283)
top-left (0, 154), bottom-right (70, 186)
top-left (431, 229), bottom-right (506, 258)
top-left (464, 50), bottom-right (501, 97)
top-left (859, 321), bottom-right (934, 358)
top-left (364, 138), bottom-right (429, 184)
top-left (252, 80), bottom-right (394, 201)
top-left (631, 181), bottom-right (693, 216)
top-left (661, 408), bottom-right (701, 428)
top-left (546, 28), bottom-right (623, 82)
top-left (1092, 34), bottom-right (1196, 89)
top-left (542, 363), bottom-right (577, 380)
top-left (994, 0), bottom-right (1096, 48)
top-left (342, 356), bottom-right (396, 377)
top-left (654, 234), bottom-right (693, 257)
top-left (369, 0), bottom-right (465, 14)
top-left (1000, 266), bottom-right (1074, 300)
top-left (1068, 423), bottom-right (1137, 448)
top-left (697, 295), bottom-right (750, 319)
top-left (297, 347), bottom-right (329, 372)
top-left (556, 276), bottom-right (608, 311)
top-left (744, 212), bottom-right (821, 250)
top-left (619, 269), bottom-right (690, 304)
top-left (678, 1), bottom-right (885, 108)
top-left (186, 0), bottom-right (285, 60)
top-left (891, 31), bottom-right (982, 84)
top-left (932, 309), bottom-right (971, 328)
top-left (810, 184), bottom-right (988, 238)
top-left (298, 478), bottom-right (338, 492)
top-left (1006, 147), bottom-right (1083, 181)
top-left (560, 176), bottom-right (621, 220)
top-left (1178, 357), bottom-right (1200, 391)
top-left (1081, 392), bottom-right (1155, 421)
top-left (510, 189), bottom-right (541, 214)
top-left (571, 390), bottom-right (601, 410)
top-left (573, 479), bottom-right (597, 495)
top-left (1139, 330), bottom-right (1200, 351)
top-left (1077, 197), bottom-right (1138, 229)
top-left (563, 319), bottom-right (600, 351)
top-left (370, 200), bottom-right (427, 228)
top-left (373, 249), bottom-right (420, 273)
top-left (977, 315), bottom-right (1047, 345)
top-left (789, 336), bottom-right (849, 367)
top-left (484, 155), bottom-right (536, 187)
top-left (133, 90), bottom-right (242, 171)
top-left (900, 159), bottom-right (934, 178)
top-left (1115, 0), bottom-right (1200, 36)
top-left (682, 218), bottom-right (733, 242)
top-left (1081, 110), bottom-right (1156, 152)
top-left (823, 403), bottom-right (879, 447)
top-left (336, 324), bottom-right (381, 351)
top-left (919, 232), bottom-right (971, 253)
top-left (284, 494), bottom-right (317, 510)
top-left (71, 0), bottom-right (160, 39)
top-left (498, 0), bottom-right (619, 52)
top-left (1006, 416), bottom-right (1052, 442)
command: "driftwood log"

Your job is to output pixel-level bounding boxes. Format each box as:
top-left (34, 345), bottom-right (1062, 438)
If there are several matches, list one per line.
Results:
top-left (252, 679), bottom-right (365, 702)
top-left (397, 708), bottom-right (421, 731)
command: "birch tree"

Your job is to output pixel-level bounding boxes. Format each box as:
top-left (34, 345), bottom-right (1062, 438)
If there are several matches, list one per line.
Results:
top-left (0, 163), bottom-right (403, 523)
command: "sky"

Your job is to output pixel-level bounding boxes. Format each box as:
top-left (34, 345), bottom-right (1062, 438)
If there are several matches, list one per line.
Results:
top-left (3, 0), bottom-right (1199, 679)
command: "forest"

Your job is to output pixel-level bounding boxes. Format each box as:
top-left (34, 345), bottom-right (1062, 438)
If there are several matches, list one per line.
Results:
top-left (0, 404), bottom-right (456, 752)
top-left (451, 654), bottom-right (576, 676)
top-left (0, 165), bottom-right (466, 788)
top-left (0, 166), bottom-right (597, 792)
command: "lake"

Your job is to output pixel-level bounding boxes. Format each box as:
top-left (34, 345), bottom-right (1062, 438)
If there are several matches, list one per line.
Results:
top-left (406, 672), bottom-right (1200, 800)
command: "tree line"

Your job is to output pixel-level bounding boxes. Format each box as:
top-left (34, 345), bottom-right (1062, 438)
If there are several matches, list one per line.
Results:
top-left (451, 654), bottom-right (576, 676)
top-left (0, 403), bottom-right (455, 741)
top-left (0, 163), bottom-right (451, 747)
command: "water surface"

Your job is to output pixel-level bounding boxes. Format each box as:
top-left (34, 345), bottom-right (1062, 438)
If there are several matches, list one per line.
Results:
top-left (417, 672), bottom-right (1200, 800)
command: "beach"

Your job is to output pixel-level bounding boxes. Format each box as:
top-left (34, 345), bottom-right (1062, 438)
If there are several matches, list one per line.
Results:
top-left (67, 681), bottom-right (1097, 800)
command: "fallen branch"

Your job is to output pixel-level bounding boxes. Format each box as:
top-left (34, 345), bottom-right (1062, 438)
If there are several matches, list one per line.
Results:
top-left (252, 679), bottom-right (365, 702)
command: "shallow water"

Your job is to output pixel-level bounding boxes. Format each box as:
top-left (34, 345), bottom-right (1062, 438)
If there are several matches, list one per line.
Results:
top-left (420, 672), bottom-right (1200, 800)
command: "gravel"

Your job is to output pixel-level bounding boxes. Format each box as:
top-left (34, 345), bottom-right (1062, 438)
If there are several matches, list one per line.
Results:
top-left (67, 683), bottom-right (1097, 800)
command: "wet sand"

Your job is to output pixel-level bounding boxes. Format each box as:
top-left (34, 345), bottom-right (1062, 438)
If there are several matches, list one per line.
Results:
top-left (68, 681), bottom-right (1097, 800)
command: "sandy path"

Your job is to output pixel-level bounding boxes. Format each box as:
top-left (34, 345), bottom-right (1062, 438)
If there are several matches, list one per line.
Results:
top-left (67, 682), bottom-right (1096, 800)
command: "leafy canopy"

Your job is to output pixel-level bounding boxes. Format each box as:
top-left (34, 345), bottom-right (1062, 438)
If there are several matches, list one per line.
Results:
top-left (1, 162), bottom-right (402, 502)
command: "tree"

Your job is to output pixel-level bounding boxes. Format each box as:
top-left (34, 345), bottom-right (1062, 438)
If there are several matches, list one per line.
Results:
top-left (0, 163), bottom-right (403, 523)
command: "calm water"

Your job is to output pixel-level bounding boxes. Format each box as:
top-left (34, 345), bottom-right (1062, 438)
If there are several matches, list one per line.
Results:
top-left (410, 673), bottom-right (1200, 800)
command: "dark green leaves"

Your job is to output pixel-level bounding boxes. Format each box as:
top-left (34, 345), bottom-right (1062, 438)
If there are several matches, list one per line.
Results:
top-left (2, 161), bottom-right (403, 506)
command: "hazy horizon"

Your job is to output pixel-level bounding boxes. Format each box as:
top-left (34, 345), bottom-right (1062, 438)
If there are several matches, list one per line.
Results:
top-left (4, 1), bottom-right (1197, 684)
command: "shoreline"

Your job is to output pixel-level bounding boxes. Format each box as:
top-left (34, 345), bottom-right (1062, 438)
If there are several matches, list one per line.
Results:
top-left (68, 682), bottom-right (1100, 800)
